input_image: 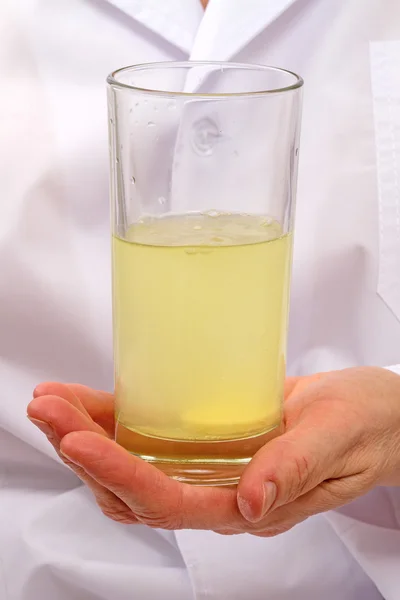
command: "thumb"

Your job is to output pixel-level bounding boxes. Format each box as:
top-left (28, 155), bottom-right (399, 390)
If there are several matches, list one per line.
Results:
top-left (237, 420), bottom-right (344, 523)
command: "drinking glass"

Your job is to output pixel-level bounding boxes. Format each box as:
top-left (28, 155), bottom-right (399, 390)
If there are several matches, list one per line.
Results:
top-left (107, 62), bottom-right (303, 485)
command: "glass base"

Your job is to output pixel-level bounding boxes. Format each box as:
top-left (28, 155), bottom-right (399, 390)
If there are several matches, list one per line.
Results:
top-left (115, 422), bottom-right (282, 486)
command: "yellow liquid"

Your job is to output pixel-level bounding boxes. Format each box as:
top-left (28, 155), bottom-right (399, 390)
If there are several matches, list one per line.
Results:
top-left (112, 212), bottom-right (292, 483)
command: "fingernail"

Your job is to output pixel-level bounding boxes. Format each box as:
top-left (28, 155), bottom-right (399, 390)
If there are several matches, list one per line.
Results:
top-left (238, 482), bottom-right (278, 523)
top-left (262, 482), bottom-right (278, 516)
top-left (237, 495), bottom-right (256, 522)
top-left (27, 416), bottom-right (53, 437)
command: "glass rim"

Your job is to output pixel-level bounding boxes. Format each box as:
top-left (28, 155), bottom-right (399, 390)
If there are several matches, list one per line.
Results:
top-left (106, 61), bottom-right (304, 98)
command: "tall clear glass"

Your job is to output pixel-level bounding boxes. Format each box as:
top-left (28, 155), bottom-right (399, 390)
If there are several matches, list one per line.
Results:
top-left (107, 62), bottom-right (303, 485)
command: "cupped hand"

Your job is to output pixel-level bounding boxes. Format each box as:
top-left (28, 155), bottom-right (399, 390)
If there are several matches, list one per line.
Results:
top-left (27, 367), bottom-right (400, 536)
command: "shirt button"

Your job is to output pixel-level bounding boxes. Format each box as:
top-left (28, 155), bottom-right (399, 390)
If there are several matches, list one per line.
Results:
top-left (191, 117), bottom-right (221, 156)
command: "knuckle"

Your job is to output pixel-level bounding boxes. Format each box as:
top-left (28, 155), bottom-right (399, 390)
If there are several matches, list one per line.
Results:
top-left (99, 504), bottom-right (136, 524)
top-left (139, 513), bottom-right (183, 530)
top-left (320, 473), bottom-right (370, 504)
top-left (255, 524), bottom-right (292, 537)
top-left (284, 450), bottom-right (314, 502)
top-left (96, 496), bottom-right (137, 524)
top-left (213, 529), bottom-right (239, 536)
top-left (138, 486), bottom-right (186, 530)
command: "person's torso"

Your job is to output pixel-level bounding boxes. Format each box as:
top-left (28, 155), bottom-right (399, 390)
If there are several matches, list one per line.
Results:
top-left (2, 0), bottom-right (400, 389)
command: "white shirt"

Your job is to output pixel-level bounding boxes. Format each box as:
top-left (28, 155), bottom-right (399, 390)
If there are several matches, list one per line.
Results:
top-left (0, 1), bottom-right (400, 598)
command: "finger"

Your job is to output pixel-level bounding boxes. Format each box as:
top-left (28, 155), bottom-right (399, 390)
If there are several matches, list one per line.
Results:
top-left (237, 399), bottom-right (353, 522)
top-left (284, 373), bottom-right (327, 401)
top-left (61, 431), bottom-right (244, 531)
top-left (248, 471), bottom-right (373, 537)
top-left (28, 397), bottom-right (136, 524)
top-left (33, 382), bottom-right (91, 418)
top-left (34, 382), bottom-right (115, 436)
top-left (28, 395), bottom-right (107, 439)
top-left (63, 384), bottom-right (115, 436)
top-left (284, 377), bottom-right (303, 399)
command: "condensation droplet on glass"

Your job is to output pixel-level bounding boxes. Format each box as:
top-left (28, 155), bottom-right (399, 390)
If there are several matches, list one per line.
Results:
top-left (109, 118), bottom-right (113, 125)
top-left (234, 150), bottom-right (239, 157)
top-left (131, 176), bottom-right (136, 184)
top-left (147, 121), bottom-right (156, 127)
top-left (158, 196), bottom-right (166, 206)
top-left (135, 102), bottom-right (139, 107)
top-left (116, 157), bottom-right (119, 164)
top-left (129, 108), bottom-right (133, 114)
top-left (295, 148), bottom-right (299, 156)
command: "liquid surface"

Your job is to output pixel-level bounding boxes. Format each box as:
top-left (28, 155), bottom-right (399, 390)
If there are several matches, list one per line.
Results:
top-left (112, 212), bottom-right (292, 445)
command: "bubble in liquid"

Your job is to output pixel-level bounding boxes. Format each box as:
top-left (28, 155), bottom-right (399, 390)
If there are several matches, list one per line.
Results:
top-left (260, 217), bottom-right (272, 227)
top-left (205, 209), bottom-right (220, 217)
top-left (147, 121), bottom-right (156, 127)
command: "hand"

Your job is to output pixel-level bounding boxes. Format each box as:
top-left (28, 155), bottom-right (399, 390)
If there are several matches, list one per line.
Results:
top-left (27, 383), bottom-right (244, 531)
top-left (27, 367), bottom-right (400, 536)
